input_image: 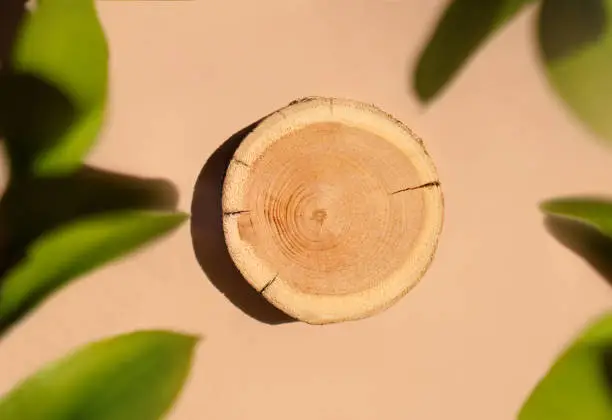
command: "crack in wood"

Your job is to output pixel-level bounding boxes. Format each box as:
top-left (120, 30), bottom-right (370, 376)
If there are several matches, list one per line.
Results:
top-left (223, 210), bottom-right (250, 216)
top-left (259, 274), bottom-right (279, 294)
top-left (232, 158), bottom-right (250, 168)
top-left (391, 181), bottom-right (440, 195)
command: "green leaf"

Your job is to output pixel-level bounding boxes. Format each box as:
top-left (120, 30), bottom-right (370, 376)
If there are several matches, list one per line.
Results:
top-left (519, 313), bottom-right (612, 420)
top-left (538, 0), bottom-right (612, 141)
top-left (541, 197), bottom-right (612, 238)
top-left (0, 330), bottom-right (198, 420)
top-left (413, 0), bottom-right (535, 102)
top-left (0, 211), bottom-right (187, 333)
top-left (3, 0), bottom-right (108, 175)
top-left (0, 166), bottom-right (180, 253)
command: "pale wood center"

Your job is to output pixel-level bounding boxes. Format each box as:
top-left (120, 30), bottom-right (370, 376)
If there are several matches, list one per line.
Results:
top-left (238, 122), bottom-right (425, 296)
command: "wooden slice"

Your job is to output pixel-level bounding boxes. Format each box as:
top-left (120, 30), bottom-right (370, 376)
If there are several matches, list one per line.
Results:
top-left (222, 97), bottom-right (444, 324)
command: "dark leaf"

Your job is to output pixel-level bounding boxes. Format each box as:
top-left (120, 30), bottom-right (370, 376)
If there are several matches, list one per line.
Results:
top-left (538, 0), bottom-right (612, 141)
top-left (413, 0), bottom-right (535, 102)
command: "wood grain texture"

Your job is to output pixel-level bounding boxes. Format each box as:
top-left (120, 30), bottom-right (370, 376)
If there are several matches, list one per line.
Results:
top-left (222, 97), bottom-right (444, 324)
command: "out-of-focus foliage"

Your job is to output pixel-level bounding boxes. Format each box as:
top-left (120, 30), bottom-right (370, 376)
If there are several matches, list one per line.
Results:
top-left (0, 1), bottom-right (195, 419)
top-left (0, 331), bottom-right (199, 420)
top-left (414, 0), bottom-right (612, 143)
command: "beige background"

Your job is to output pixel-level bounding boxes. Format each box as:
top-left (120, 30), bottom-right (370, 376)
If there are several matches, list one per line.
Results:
top-left (2, 1), bottom-right (612, 419)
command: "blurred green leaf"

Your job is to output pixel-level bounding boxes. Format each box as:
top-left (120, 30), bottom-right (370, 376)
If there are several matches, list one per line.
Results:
top-left (538, 0), bottom-right (612, 141)
top-left (2, 0), bottom-right (108, 175)
top-left (0, 166), bottom-right (179, 255)
top-left (519, 313), bottom-right (612, 420)
top-left (541, 198), bottom-right (612, 238)
top-left (0, 330), bottom-right (198, 419)
top-left (0, 211), bottom-right (187, 333)
top-left (413, 0), bottom-right (535, 102)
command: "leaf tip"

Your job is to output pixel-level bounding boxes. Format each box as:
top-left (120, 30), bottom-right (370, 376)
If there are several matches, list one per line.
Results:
top-left (151, 329), bottom-right (202, 345)
top-left (539, 199), bottom-right (556, 214)
top-left (131, 329), bottom-right (202, 358)
top-left (412, 59), bottom-right (439, 104)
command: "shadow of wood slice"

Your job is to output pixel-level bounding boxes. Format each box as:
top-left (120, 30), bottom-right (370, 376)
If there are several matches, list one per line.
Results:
top-left (222, 97), bottom-right (444, 324)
